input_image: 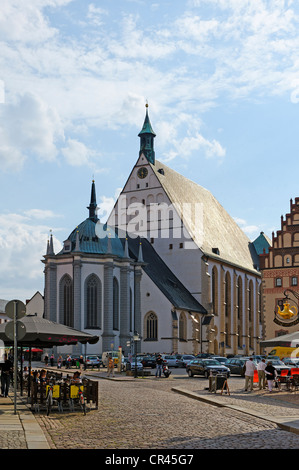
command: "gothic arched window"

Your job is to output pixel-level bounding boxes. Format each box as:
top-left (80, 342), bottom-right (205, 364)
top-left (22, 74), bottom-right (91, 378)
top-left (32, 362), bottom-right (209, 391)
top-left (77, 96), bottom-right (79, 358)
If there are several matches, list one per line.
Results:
top-left (85, 274), bottom-right (101, 329)
top-left (59, 274), bottom-right (73, 327)
top-left (113, 277), bottom-right (119, 330)
top-left (145, 312), bottom-right (158, 340)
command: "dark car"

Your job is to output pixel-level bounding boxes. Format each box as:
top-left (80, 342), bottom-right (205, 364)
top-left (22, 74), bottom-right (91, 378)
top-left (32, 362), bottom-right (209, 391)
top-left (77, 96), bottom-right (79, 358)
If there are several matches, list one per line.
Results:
top-left (226, 357), bottom-right (250, 376)
top-left (140, 356), bottom-right (156, 368)
top-left (186, 359), bottom-right (230, 378)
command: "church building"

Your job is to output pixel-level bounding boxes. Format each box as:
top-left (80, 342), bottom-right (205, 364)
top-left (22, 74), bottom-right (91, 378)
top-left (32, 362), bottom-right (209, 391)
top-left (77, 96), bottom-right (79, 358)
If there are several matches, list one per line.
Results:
top-left (43, 105), bottom-right (264, 357)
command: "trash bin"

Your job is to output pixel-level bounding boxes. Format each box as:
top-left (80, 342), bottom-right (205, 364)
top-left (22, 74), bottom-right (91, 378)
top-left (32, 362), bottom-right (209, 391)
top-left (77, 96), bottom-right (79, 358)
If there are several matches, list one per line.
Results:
top-left (209, 374), bottom-right (227, 393)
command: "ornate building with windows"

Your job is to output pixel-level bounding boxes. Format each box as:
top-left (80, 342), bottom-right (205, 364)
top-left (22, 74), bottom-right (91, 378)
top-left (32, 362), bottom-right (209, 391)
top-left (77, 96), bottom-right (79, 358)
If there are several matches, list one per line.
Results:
top-left (43, 105), bottom-right (265, 357)
top-left (259, 198), bottom-right (299, 349)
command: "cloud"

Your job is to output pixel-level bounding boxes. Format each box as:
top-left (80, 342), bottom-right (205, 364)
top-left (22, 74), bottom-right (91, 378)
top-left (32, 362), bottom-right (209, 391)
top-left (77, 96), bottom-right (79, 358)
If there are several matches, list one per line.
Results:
top-left (24, 209), bottom-right (62, 220)
top-left (61, 138), bottom-right (97, 167)
top-left (233, 216), bottom-right (260, 239)
top-left (0, 211), bottom-right (63, 300)
top-left (0, 92), bottom-right (64, 171)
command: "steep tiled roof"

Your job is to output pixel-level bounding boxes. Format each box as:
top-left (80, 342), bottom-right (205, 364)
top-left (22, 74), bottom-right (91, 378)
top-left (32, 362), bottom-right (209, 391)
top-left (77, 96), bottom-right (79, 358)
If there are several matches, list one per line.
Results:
top-left (150, 160), bottom-right (259, 273)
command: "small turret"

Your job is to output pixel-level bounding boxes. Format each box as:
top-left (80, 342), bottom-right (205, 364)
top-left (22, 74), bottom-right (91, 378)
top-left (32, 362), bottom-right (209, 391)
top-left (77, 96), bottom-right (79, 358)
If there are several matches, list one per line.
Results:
top-left (138, 103), bottom-right (156, 164)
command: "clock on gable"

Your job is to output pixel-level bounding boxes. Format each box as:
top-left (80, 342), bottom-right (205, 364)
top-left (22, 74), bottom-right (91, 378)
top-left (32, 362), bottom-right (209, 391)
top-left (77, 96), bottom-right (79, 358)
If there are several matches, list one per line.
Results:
top-left (137, 167), bottom-right (148, 179)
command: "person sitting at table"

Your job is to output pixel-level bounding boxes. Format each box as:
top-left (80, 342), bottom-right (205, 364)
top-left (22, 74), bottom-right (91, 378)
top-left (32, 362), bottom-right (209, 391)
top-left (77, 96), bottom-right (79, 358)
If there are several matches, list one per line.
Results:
top-left (32, 371), bottom-right (40, 383)
top-left (71, 371), bottom-right (82, 384)
top-left (39, 369), bottom-right (47, 384)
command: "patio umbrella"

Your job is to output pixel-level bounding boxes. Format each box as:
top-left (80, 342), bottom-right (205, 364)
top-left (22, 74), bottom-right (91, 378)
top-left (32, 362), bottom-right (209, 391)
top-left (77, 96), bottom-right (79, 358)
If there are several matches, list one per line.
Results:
top-left (260, 331), bottom-right (299, 348)
top-left (0, 314), bottom-right (99, 397)
top-left (0, 314), bottom-right (99, 347)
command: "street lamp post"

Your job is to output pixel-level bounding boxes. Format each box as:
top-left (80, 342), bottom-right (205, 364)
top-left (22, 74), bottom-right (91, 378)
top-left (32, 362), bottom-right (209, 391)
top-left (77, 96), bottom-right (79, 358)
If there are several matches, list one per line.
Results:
top-left (133, 332), bottom-right (140, 378)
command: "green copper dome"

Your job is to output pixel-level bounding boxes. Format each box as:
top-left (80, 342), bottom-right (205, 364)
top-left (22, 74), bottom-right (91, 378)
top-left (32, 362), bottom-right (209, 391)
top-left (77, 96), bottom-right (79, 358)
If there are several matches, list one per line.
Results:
top-left (60, 181), bottom-right (125, 257)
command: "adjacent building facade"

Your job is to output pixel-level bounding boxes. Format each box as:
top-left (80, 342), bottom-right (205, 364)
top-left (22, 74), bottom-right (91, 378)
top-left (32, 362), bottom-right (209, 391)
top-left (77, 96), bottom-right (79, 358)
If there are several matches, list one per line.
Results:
top-left (260, 198), bottom-right (299, 350)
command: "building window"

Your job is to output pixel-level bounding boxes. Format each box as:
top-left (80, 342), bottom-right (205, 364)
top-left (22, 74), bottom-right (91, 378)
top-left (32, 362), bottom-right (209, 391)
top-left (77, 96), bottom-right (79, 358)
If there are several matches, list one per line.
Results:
top-left (169, 244), bottom-right (173, 249)
top-left (291, 276), bottom-right (298, 286)
top-left (85, 274), bottom-right (101, 329)
top-left (113, 277), bottom-right (119, 330)
top-left (145, 312), bottom-right (158, 340)
top-left (212, 267), bottom-right (218, 316)
top-left (275, 278), bottom-right (282, 287)
top-left (179, 242), bottom-right (184, 248)
top-left (59, 274), bottom-right (73, 327)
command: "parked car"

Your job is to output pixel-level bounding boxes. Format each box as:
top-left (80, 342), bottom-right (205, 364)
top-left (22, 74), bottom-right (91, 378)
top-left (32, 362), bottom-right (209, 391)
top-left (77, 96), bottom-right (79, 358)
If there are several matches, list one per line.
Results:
top-left (196, 353), bottom-right (213, 358)
top-left (177, 355), bottom-right (195, 367)
top-left (85, 355), bottom-right (101, 368)
top-left (282, 358), bottom-right (299, 367)
top-left (130, 361), bottom-right (143, 372)
top-left (210, 356), bottom-right (229, 364)
top-left (186, 359), bottom-right (230, 378)
top-left (162, 355), bottom-right (179, 367)
top-left (140, 356), bottom-right (156, 368)
top-left (226, 357), bottom-right (250, 376)
top-left (267, 359), bottom-right (291, 376)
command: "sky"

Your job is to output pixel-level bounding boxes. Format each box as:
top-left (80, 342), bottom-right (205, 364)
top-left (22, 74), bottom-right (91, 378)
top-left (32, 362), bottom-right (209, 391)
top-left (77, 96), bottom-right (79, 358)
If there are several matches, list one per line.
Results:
top-left (1, 0), bottom-right (299, 302)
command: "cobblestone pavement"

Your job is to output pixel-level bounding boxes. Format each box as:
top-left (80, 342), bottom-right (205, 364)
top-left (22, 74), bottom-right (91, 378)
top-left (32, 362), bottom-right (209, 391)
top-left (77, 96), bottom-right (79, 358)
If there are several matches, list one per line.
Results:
top-left (34, 374), bottom-right (299, 450)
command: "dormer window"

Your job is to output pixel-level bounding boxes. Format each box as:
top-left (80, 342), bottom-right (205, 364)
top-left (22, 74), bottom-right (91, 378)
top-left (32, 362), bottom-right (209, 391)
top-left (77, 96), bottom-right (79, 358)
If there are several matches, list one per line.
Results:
top-left (64, 242), bottom-right (71, 252)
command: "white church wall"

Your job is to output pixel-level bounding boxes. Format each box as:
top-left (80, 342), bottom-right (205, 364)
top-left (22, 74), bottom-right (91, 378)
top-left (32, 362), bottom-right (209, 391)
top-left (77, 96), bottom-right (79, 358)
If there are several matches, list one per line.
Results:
top-left (140, 272), bottom-right (175, 354)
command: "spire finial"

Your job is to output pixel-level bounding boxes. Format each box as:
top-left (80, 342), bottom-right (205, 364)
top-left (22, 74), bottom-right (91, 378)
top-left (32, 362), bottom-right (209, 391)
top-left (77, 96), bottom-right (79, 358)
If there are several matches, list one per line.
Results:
top-left (87, 179), bottom-right (98, 221)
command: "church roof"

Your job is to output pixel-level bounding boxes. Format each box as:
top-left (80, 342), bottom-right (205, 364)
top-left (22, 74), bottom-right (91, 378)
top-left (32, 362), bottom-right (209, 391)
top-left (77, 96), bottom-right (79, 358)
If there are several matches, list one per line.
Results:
top-left (138, 104), bottom-right (156, 137)
top-left (61, 219), bottom-right (125, 257)
top-left (150, 160), bottom-right (259, 273)
top-left (252, 231), bottom-right (271, 255)
top-left (125, 236), bottom-right (207, 314)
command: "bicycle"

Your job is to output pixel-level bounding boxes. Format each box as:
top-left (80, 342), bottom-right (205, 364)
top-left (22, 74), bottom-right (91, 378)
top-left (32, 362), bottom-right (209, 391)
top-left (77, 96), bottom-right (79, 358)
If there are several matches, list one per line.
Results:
top-left (45, 380), bottom-right (54, 416)
top-left (77, 383), bottom-right (86, 415)
top-left (70, 382), bottom-right (86, 415)
top-left (45, 379), bottom-right (62, 415)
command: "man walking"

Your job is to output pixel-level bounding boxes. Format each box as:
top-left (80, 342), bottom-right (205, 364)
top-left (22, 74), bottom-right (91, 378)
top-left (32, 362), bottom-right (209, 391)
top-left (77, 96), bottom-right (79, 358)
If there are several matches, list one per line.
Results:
top-left (257, 359), bottom-right (266, 390)
top-left (244, 357), bottom-right (256, 392)
top-left (1, 354), bottom-right (13, 397)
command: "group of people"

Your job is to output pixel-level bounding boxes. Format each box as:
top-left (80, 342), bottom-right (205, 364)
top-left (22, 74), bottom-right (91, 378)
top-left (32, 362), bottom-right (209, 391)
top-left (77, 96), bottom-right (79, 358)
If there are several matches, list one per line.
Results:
top-left (244, 357), bottom-right (277, 392)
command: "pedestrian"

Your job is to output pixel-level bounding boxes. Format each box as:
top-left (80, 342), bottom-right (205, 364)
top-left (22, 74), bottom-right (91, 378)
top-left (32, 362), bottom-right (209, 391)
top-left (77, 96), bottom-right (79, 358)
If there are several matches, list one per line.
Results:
top-left (66, 355), bottom-right (72, 369)
top-left (57, 355), bottom-right (63, 369)
top-left (244, 357), bottom-right (256, 392)
top-left (79, 355), bottom-right (85, 370)
top-left (0, 354), bottom-right (13, 397)
top-left (107, 356), bottom-right (115, 377)
top-left (44, 354), bottom-right (48, 366)
top-left (155, 354), bottom-right (163, 378)
top-left (257, 359), bottom-right (266, 390)
top-left (50, 354), bottom-right (54, 367)
top-left (265, 361), bottom-right (277, 393)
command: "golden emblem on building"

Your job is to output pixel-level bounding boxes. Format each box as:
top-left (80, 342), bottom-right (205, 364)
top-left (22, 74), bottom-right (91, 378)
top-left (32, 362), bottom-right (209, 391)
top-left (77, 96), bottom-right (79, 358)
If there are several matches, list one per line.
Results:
top-left (274, 290), bottom-right (299, 326)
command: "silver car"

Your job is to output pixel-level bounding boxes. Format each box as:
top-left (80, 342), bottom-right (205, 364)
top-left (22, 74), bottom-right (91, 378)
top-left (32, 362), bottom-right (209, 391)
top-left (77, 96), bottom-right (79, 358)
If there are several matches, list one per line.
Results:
top-left (177, 355), bottom-right (195, 367)
top-left (162, 355), bottom-right (179, 367)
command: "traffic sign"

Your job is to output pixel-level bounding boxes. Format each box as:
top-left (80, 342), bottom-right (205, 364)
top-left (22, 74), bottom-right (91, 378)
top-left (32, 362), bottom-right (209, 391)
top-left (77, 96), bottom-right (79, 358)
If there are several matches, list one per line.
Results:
top-left (5, 300), bottom-right (26, 320)
top-left (5, 320), bottom-right (26, 341)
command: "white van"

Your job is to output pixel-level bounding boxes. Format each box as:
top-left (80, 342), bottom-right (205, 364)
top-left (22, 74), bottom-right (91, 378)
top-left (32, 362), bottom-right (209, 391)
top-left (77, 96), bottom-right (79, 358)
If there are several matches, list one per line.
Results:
top-left (102, 350), bottom-right (124, 367)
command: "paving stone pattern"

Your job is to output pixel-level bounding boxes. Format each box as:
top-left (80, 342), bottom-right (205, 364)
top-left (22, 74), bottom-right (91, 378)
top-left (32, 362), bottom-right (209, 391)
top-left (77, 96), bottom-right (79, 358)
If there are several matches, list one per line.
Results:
top-left (34, 376), bottom-right (299, 450)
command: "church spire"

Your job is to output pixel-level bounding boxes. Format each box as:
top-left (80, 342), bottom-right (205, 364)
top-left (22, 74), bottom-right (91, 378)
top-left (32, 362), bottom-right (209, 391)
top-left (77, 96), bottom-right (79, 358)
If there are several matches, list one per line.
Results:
top-left (138, 102), bottom-right (156, 164)
top-left (87, 179), bottom-right (98, 221)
